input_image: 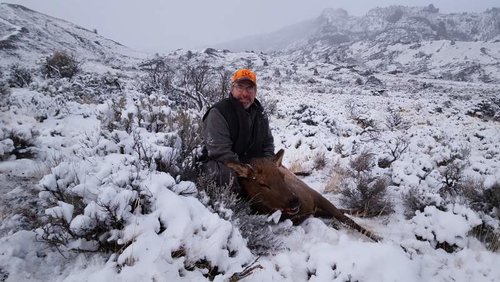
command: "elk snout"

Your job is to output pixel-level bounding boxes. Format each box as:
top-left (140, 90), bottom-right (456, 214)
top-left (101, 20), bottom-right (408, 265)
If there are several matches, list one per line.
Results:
top-left (284, 196), bottom-right (300, 215)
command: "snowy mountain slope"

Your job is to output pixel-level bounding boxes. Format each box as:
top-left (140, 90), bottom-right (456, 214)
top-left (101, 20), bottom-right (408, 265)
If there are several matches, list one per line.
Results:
top-left (0, 3), bottom-right (145, 69)
top-left (217, 5), bottom-right (500, 52)
top-left (293, 39), bottom-right (500, 83)
top-left (215, 5), bottom-right (500, 83)
top-left (1, 4), bottom-right (500, 282)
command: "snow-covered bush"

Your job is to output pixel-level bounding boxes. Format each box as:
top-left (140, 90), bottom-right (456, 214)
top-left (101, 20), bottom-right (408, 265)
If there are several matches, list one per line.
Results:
top-left (0, 69), bottom-right (10, 103)
top-left (32, 71), bottom-right (122, 104)
top-left (402, 187), bottom-right (445, 219)
top-left (345, 98), bottom-right (365, 121)
top-left (4, 87), bottom-right (70, 122)
top-left (466, 98), bottom-right (500, 122)
top-left (41, 50), bottom-right (80, 79)
top-left (7, 64), bottom-right (32, 87)
top-left (435, 144), bottom-right (471, 198)
top-left (260, 95), bottom-right (278, 116)
top-left (344, 99), bottom-right (379, 134)
top-left (0, 128), bottom-right (38, 160)
top-left (137, 56), bottom-right (229, 111)
top-left (36, 156), bottom-right (153, 252)
top-left (377, 136), bottom-right (410, 168)
top-left (135, 94), bottom-right (173, 133)
top-left (411, 204), bottom-right (482, 253)
top-left (35, 153), bottom-right (254, 279)
top-left (68, 72), bottom-right (123, 103)
top-left (96, 94), bottom-right (202, 180)
top-left (384, 106), bottom-right (411, 131)
top-left (18, 76), bottom-right (256, 276)
top-left (136, 55), bottom-right (174, 96)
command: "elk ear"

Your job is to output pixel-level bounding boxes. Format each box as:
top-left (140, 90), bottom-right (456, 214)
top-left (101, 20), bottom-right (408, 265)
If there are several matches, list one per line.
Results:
top-left (273, 149), bottom-right (285, 167)
top-left (225, 162), bottom-right (253, 178)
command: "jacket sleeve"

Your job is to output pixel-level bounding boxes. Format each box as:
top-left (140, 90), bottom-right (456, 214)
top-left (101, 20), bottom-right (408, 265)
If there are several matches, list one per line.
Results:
top-left (261, 114), bottom-right (275, 157)
top-left (202, 108), bottom-right (239, 163)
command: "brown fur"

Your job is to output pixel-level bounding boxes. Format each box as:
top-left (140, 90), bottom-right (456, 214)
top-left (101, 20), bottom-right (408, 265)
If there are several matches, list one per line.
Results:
top-left (226, 149), bottom-right (381, 242)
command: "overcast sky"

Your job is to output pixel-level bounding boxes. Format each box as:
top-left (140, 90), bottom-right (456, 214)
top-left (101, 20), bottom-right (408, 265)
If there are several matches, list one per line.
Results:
top-left (1, 0), bottom-right (498, 53)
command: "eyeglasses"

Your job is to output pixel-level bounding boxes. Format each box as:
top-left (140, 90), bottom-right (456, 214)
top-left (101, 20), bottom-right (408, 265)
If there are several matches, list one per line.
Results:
top-left (233, 83), bottom-right (256, 92)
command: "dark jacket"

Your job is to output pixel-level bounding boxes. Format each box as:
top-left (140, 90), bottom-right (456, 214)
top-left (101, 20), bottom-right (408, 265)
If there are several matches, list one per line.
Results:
top-left (202, 95), bottom-right (274, 163)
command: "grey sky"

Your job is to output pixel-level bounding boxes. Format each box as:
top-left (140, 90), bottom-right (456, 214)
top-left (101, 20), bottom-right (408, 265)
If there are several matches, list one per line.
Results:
top-left (1, 0), bottom-right (498, 53)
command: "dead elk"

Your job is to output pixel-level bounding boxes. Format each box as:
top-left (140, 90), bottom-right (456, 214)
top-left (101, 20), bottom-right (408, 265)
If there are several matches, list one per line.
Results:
top-left (226, 149), bottom-right (381, 242)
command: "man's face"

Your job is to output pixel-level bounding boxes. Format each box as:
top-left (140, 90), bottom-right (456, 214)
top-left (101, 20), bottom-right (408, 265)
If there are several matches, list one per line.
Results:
top-left (231, 80), bottom-right (257, 109)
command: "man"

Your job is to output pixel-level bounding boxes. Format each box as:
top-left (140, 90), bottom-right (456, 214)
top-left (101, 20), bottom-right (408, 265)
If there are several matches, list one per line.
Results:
top-left (201, 69), bottom-right (275, 192)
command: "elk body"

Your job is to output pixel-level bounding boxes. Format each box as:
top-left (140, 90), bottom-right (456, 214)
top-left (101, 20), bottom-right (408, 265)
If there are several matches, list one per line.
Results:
top-left (226, 149), bottom-right (381, 242)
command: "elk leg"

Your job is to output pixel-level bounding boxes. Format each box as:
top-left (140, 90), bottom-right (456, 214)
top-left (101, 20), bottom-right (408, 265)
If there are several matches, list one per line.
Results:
top-left (314, 207), bottom-right (335, 218)
top-left (315, 194), bottom-right (382, 242)
top-left (337, 208), bottom-right (369, 217)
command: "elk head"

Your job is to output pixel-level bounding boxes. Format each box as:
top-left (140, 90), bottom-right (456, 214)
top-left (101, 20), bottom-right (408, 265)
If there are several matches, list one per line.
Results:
top-left (226, 149), bottom-right (300, 216)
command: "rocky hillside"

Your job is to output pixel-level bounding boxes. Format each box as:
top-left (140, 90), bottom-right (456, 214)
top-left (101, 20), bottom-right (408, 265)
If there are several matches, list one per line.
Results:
top-left (216, 5), bottom-right (500, 83)
top-left (306, 5), bottom-right (500, 46)
top-left (219, 5), bottom-right (500, 51)
top-left (0, 3), bottom-right (145, 69)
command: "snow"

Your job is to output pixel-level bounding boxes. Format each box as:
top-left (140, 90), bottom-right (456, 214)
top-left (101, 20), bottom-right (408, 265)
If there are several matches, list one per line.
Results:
top-left (411, 204), bottom-right (482, 249)
top-left (3, 71), bottom-right (499, 280)
top-left (46, 201), bottom-right (74, 224)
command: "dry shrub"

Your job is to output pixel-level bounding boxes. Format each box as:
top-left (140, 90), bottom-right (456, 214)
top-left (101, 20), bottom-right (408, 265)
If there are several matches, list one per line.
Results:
top-left (461, 180), bottom-right (500, 218)
top-left (288, 159), bottom-right (305, 174)
top-left (336, 150), bottom-right (393, 216)
top-left (402, 187), bottom-right (441, 219)
top-left (385, 106), bottom-right (410, 131)
top-left (349, 150), bottom-right (374, 173)
top-left (334, 141), bottom-right (348, 158)
top-left (41, 50), bottom-right (80, 79)
top-left (8, 64), bottom-right (32, 87)
top-left (439, 160), bottom-right (466, 197)
top-left (341, 175), bottom-right (393, 216)
top-left (378, 136), bottom-right (409, 168)
top-left (324, 162), bottom-right (349, 193)
top-left (470, 223), bottom-right (500, 252)
top-left (0, 80), bottom-right (9, 100)
top-left (137, 56), bottom-right (174, 95)
top-left (313, 151), bottom-right (326, 170)
top-left (175, 111), bottom-right (203, 181)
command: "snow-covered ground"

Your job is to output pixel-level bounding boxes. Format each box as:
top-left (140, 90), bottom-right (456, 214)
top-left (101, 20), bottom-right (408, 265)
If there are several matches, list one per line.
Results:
top-left (1, 46), bottom-right (499, 281)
